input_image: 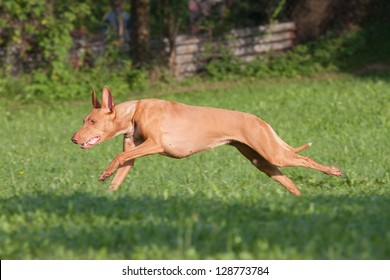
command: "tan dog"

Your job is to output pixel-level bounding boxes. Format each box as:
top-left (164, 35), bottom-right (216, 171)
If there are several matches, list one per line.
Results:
top-left (71, 86), bottom-right (342, 196)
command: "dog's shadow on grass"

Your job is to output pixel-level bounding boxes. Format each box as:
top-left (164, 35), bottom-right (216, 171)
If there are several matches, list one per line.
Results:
top-left (1, 191), bottom-right (389, 259)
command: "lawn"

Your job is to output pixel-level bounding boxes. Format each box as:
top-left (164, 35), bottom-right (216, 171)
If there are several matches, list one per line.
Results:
top-left (0, 74), bottom-right (389, 259)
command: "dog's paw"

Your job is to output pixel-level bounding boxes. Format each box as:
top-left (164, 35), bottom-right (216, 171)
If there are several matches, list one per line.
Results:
top-left (99, 170), bottom-right (114, 182)
top-left (327, 166), bottom-right (343, 177)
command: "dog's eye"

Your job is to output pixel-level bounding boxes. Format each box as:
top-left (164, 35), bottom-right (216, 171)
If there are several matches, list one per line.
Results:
top-left (90, 119), bottom-right (96, 125)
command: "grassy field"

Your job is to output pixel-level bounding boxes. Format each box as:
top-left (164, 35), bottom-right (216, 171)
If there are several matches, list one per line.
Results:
top-left (0, 74), bottom-right (389, 259)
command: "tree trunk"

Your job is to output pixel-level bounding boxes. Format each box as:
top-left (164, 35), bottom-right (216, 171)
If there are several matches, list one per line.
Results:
top-left (131, 0), bottom-right (150, 66)
top-left (292, 0), bottom-right (372, 43)
top-left (292, 0), bottom-right (335, 43)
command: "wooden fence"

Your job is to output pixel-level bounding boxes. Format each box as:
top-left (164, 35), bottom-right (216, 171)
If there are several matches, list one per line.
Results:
top-left (165, 21), bottom-right (296, 78)
top-left (1, 22), bottom-right (296, 78)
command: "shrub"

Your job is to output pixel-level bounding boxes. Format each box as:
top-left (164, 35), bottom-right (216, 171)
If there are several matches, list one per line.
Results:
top-left (205, 22), bottom-right (390, 80)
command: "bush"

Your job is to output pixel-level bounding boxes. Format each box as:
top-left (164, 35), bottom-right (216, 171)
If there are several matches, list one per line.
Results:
top-left (0, 1), bottom-right (91, 74)
top-left (0, 39), bottom-right (149, 102)
top-left (205, 22), bottom-right (390, 80)
top-left (0, 60), bottom-right (150, 102)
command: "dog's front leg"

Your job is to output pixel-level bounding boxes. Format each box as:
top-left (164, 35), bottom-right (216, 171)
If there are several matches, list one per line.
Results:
top-left (99, 139), bottom-right (163, 182)
top-left (108, 136), bottom-right (136, 191)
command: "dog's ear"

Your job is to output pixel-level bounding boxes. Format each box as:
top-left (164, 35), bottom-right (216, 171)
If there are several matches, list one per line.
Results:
top-left (102, 86), bottom-right (115, 112)
top-left (92, 89), bottom-right (101, 109)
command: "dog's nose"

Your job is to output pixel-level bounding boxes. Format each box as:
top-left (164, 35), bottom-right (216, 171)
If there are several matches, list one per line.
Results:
top-left (71, 133), bottom-right (79, 144)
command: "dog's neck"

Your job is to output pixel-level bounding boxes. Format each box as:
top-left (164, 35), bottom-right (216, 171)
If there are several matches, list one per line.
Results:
top-left (113, 100), bottom-right (138, 136)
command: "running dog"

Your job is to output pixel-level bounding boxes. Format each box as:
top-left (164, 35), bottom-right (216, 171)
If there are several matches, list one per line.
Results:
top-left (71, 87), bottom-right (342, 196)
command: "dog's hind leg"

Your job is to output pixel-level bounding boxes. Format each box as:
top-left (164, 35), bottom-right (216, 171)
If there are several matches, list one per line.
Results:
top-left (279, 154), bottom-right (343, 177)
top-left (232, 142), bottom-right (302, 196)
top-left (241, 119), bottom-right (341, 178)
top-left (256, 146), bottom-right (342, 177)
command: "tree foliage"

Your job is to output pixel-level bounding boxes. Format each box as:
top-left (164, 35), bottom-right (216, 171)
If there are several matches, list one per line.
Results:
top-left (0, 0), bottom-right (92, 74)
top-left (0, 0), bottom-right (388, 100)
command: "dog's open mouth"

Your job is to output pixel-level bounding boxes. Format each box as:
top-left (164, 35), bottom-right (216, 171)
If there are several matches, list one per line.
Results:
top-left (80, 136), bottom-right (100, 149)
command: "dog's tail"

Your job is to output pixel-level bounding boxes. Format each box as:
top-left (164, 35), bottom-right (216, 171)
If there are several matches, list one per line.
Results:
top-left (292, 142), bottom-right (312, 153)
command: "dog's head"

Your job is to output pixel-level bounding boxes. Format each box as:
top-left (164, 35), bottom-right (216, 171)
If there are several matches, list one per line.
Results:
top-left (71, 86), bottom-right (118, 149)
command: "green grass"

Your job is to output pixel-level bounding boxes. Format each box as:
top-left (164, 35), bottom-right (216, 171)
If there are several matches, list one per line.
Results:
top-left (0, 74), bottom-right (389, 259)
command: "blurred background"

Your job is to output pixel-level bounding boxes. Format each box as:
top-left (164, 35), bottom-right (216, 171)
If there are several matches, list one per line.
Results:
top-left (0, 0), bottom-right (389, 100)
